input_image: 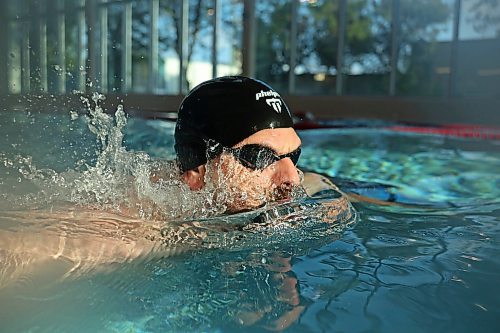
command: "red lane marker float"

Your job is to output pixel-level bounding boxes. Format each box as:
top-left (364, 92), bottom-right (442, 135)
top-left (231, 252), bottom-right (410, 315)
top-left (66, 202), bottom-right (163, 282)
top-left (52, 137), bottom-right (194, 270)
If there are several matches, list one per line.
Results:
top-left (386, 125), bottom-right (500, 140)
top-left (292, 111), bottom-right (500, 140)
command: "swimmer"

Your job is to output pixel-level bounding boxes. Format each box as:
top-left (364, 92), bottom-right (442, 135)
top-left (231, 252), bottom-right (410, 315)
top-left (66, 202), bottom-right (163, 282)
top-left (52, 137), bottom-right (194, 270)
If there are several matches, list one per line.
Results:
top-left (0, 77), bottom-right (346, 290)
top-left (170, 76), bottom-right (406, 212)
top-left (0, 76), bottom-right (353, 331)
top-left (166, 75), bottom-right (340, 212)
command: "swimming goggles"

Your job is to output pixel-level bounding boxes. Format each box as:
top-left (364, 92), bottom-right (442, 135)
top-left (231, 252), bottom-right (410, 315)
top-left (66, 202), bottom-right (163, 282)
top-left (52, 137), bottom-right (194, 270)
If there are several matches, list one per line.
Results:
top-left (223, 144), bottom-right (301, 170)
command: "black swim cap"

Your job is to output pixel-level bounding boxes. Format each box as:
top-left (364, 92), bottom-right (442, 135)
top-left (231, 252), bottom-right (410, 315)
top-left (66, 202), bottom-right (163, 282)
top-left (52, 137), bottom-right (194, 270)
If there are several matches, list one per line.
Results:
top-left (175, 76), bottom-right (294, 172)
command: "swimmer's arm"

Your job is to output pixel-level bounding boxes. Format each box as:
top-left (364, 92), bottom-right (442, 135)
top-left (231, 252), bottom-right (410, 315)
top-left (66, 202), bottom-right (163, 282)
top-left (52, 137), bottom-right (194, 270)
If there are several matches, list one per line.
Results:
top-left (301, 172), bottom-right (341, 196)
top-left (0, 216), bottom-right (169, 288)
top-left (301, 172), bottom-right (401, 206)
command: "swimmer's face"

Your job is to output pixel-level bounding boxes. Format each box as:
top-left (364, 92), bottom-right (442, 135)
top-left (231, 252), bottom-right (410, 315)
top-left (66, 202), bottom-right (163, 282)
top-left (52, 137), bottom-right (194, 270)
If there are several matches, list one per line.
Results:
top-left (182, 128), bottom-right (303, 213)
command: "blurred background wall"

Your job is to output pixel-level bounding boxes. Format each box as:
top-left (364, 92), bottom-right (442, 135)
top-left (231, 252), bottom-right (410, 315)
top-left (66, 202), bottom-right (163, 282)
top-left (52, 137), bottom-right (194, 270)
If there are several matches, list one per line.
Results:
top-left (0, 0), bottom-right (499, 124)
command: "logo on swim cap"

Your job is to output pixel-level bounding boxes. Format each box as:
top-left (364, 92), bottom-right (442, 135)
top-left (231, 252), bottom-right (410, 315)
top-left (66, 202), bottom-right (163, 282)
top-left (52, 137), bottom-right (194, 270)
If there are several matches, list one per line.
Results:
top-left (266, 98), bottom-right (282, 113)
top-left (256, 90), bottom-right (284, 113)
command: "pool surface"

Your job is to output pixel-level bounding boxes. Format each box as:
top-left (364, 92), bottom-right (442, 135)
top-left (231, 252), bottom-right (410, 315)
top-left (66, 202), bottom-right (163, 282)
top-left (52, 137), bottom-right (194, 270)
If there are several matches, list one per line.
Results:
top-left (0, 103), bottom-right (499, 332)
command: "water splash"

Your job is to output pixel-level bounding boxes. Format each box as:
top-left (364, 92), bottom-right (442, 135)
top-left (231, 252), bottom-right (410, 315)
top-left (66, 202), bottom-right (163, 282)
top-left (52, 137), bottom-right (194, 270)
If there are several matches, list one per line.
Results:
top-left (71, 93), bottom-right (239, 219)
top-left (1, 93), bottom-right (219, 219)
top-left (1, 92), bottom-right (357, 234)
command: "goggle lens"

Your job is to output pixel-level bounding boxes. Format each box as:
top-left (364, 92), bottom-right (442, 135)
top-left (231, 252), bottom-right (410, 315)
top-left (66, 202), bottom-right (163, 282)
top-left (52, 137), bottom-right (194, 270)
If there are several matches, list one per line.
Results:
top-left (231, 144), bottom-right (301, 170)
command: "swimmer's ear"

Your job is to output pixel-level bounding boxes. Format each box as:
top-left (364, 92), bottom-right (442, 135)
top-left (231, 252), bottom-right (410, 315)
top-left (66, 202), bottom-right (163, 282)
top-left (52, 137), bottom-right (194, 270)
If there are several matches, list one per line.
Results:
top-left (181, 165), bottom-right (206, 191)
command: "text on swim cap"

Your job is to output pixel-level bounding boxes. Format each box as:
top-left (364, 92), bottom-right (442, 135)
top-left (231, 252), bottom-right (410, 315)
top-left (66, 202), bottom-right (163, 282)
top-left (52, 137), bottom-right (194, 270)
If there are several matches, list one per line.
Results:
top-left (256, 90), bottom-right (283, 113)
top-left (266, 98), bottom-right (282, 113)
top-left (255, 90), bottom-right (280, 101)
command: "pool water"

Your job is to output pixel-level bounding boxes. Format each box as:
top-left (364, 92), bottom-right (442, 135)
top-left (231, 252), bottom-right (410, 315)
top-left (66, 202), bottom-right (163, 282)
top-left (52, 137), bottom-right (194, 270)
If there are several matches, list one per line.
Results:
top-left (0, 105), bottom-right (499, 332)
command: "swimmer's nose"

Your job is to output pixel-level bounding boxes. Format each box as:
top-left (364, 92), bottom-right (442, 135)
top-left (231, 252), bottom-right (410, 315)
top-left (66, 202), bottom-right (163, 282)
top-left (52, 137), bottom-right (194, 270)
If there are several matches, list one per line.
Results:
top-left (272, 157), bottom-right (301, 187)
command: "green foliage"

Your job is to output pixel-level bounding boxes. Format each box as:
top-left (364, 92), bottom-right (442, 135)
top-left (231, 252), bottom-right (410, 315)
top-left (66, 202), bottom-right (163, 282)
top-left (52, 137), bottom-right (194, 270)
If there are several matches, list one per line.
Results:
top-left (255, 0), bottom-right (455, 95)
top-left (468, 0), bottom-right (500, 36)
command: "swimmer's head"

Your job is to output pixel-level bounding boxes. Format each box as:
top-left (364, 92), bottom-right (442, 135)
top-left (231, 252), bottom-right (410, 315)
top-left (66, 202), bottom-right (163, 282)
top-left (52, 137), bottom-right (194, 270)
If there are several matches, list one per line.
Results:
top-left (175, 76), bottom-right (294, 173)
top-left (174, 76), bottom-right (302, 212)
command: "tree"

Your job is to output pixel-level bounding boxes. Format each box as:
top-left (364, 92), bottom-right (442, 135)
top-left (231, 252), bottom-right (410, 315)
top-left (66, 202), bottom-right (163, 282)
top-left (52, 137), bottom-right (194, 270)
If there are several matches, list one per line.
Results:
top-left (468, 0), bottom-right (500, 36)
top-left (255, 0), bottom-right (452, 95)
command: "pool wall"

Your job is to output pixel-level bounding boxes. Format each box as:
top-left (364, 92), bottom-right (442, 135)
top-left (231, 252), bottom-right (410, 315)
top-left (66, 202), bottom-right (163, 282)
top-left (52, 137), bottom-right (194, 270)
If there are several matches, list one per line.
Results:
top-left (1, 93), bottom-right (499, 128)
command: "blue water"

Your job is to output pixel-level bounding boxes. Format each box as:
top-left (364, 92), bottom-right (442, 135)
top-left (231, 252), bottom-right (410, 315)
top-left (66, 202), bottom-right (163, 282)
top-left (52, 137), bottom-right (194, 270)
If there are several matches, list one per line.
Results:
top-left (1, 111), bottom-right (499, 332)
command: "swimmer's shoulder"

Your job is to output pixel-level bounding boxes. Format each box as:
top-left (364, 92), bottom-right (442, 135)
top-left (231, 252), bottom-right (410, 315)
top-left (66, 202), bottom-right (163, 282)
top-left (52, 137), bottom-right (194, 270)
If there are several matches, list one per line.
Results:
top-left (301, 172), bottom-right (341, 197)
top-left (301, 171), bottom-right (406, 207)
